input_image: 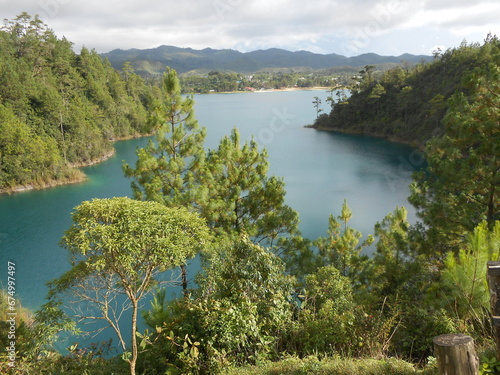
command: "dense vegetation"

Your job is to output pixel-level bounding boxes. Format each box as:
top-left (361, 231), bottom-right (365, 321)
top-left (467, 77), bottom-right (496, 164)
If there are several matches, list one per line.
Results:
top-left (1, 16), bottom-right (499, 375)
top-left (179, 69), bottom-right (347, 93)
top-left (312, 34), bottom-right (500, 147)
top-left (0, 13), bottom-right (156, 192)
top-left (177, 65), bottom-right (413, 94)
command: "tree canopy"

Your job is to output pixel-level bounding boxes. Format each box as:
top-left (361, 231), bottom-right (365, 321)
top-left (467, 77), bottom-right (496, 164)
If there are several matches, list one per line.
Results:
top-left (313, 36), bottom-right (500, 148)
top-left (0, 13), bottom-right (155, 192)
top-left (409, 38), bottom-right (500, 255)
top-left (49, 197), bottom-right (211, 375)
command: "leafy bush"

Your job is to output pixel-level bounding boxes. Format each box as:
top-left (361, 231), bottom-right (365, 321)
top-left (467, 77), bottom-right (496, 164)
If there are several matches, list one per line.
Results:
top-left (391, 307), bottom-right (457, 361)
top-left (285, 266), bottom-right (356, 355)
top-left (137, 236), bottom-right (296, 373)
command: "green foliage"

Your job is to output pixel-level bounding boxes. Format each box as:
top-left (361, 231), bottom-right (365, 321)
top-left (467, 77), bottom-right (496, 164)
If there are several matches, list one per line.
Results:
top-left (58, 197), bottom-right (209, 276)
top-left (0, 103), bottom-right (69, 189)
top-left (289, 265), bottom-right (356, 355)
top-left (50, 197), bottom-right (211, 375)
top-left (138, 236), bottom-right (295, 373)
top-left (141, 287), bottom-right (170, 330)
top-left (313, 200), bottom-right (373, 277)
top-left (276, 235), bottom-right (317, 280)
top-left (0, 13), bottom-right (154, 191)
top-left (428, 221), bottom-right (500, 337)
top-left (194, 237), bottom-right (295, 364)
top-left (316, 37), bottom-right (500, 147)
top-left (480, 355), bottom-right (500, 375)
top-left (203, 128), bottom-right (300, 246)
top-left (368, 83), bottom-right (386, 100)
top-left (361, 206), bottom-right (424, 303)
top-left (409, 40), bottom-right (500, 254)
top-left (391, 306), bottom-right (457, 362)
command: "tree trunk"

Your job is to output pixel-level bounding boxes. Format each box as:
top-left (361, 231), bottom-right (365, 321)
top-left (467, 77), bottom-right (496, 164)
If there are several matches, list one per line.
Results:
top-left (486, 179), bottom-right (496, 229)
top-left (130, 300), bottom-right (138, 375)
top-left (433, 334), bottom-right (478, 375)
top-left (180, 264), bottom-right (188, 298)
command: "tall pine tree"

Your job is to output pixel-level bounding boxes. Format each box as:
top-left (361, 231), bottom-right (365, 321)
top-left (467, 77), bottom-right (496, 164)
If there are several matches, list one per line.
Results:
top-left (124, 67), bottom-right (207, 294)
top-left (202, 128), bottom-right (300, 247)
top-left (124, 67), bottom-right (302, 283)
top-left (123, 67), bottom-right (207, 208)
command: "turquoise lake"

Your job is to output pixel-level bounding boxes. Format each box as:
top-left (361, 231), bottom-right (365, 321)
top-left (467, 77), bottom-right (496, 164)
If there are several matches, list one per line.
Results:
top-left (0, 89), bottom-right (423, 347)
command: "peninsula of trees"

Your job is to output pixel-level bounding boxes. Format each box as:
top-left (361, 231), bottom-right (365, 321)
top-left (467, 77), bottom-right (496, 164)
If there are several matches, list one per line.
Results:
top-left (312, 34), bottom-right (500, 148)
top-left (0, 13), bottom-right (156, 193)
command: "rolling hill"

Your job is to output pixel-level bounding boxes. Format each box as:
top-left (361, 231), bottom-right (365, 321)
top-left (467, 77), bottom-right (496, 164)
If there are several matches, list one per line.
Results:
top-left (101, 45), bottom-right (431, 76)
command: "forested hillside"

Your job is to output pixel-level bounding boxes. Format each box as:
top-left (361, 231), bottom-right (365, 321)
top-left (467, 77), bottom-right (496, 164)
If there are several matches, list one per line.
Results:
top-left (312, 35), bottom-right (500, 147)
top-left (0, 14), bottom-right (156, 192)
top-left (102, 44), bottom-right (430, 76)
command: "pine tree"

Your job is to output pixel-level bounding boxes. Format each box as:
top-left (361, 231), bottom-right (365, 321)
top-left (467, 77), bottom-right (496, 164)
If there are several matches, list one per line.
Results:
top-left (124, 67), bottom-right (207, 207)
top-left (364, 206), bottom-right (423, 302)
top-left (430, 221), bottom-right (500, 334)
top-left (124, 67), bottom-right (207, 295)
top-left (203, 128), bottom-right (300, 247)
top-left (313, 200), bottom-right (373, 278)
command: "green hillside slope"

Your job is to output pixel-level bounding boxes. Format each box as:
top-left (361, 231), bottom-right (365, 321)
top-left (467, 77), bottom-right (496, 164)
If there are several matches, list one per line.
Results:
top-left (0, 14), bottom-right (156, 192)
top-left (312, 36), bottom-right (499, 148)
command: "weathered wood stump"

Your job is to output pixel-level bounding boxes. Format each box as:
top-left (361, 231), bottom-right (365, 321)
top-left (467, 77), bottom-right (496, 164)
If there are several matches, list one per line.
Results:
top-left (487, 261), bottom-right (500, 359)
top-left (433, 334), bottom-right (478, 375)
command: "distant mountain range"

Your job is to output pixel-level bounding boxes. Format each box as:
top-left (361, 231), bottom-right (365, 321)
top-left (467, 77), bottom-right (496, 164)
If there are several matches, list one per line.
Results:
top-left (101, 45), bottom-right (431, 76)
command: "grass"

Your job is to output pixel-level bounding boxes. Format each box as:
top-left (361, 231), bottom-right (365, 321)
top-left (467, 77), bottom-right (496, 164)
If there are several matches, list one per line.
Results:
top-left (222, 355), bottom-right (438, 375)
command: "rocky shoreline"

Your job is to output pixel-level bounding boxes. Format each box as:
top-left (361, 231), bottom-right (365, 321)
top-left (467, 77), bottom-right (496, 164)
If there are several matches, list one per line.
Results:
top-left (306, 124), bottom-right (424, 150)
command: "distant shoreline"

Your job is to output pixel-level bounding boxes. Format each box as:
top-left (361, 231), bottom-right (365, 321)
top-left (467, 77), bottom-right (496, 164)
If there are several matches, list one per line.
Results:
top-left (308, 124), bottom-right (423, 150)
top-left (256, 86), bottom-right (331, 92)
top-left (198, 86), bottom-right (331, 94)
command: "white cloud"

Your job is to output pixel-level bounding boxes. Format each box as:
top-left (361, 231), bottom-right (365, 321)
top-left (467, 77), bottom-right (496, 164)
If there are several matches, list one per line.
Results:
top-left (1, 0), bottom-right (498, 55)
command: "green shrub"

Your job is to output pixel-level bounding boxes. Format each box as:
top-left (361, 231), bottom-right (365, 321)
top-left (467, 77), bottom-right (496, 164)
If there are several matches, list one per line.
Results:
top-left (391, 307), bottom-right (457, 361)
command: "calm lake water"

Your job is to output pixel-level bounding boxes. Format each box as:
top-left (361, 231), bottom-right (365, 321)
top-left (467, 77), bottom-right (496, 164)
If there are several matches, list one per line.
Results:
top-left (0, 90), bottom-right (421, 347)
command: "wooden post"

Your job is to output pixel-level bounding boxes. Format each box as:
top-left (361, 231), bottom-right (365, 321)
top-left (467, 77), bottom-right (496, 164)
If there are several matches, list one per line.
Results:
top-left (487, 261), bottom-right (500, 359)
top-left (433, 334), bottom-right (478, 375)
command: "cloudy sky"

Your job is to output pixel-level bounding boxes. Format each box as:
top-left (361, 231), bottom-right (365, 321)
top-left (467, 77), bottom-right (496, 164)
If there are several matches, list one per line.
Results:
top-left (2, 0), bottom-right (499, 56)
